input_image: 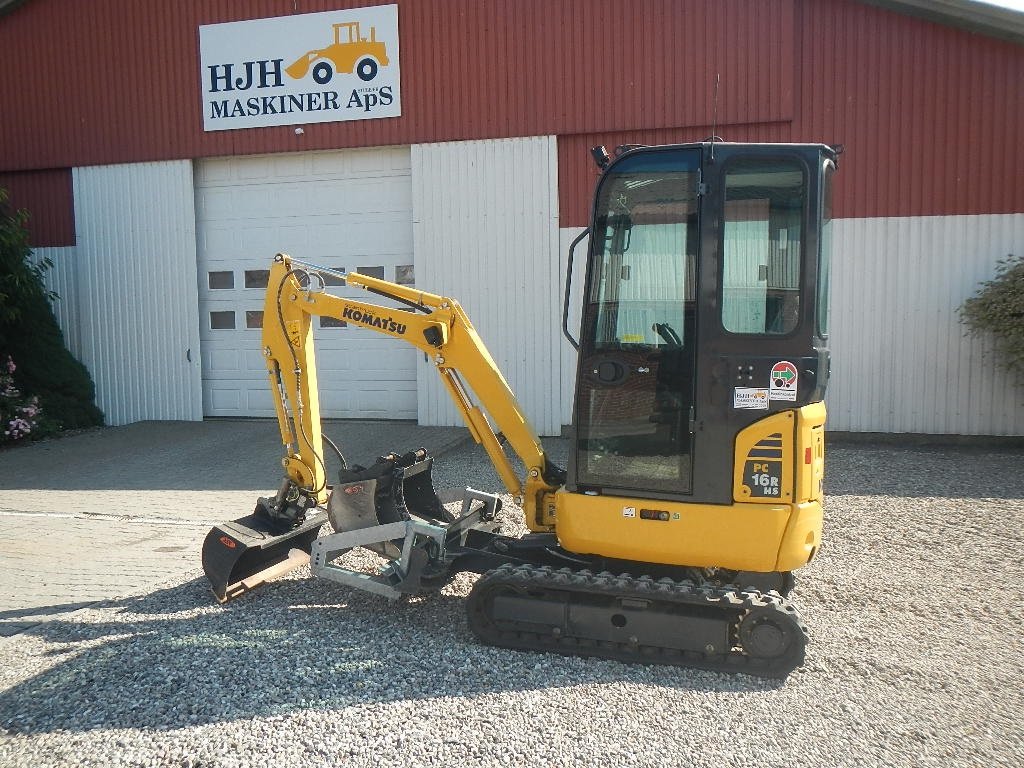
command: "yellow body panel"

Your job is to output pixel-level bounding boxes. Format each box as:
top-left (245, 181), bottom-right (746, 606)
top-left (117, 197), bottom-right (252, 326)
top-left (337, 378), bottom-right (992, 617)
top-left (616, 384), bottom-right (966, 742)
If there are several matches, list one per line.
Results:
top-left (555, 492), bottom-right (796, 572)
top-left (796, 401), bottom-right (827, 504)
top-left (733, 410), bottom-right (796, 504)
top-left (555, 404), bottom-right (826, 573)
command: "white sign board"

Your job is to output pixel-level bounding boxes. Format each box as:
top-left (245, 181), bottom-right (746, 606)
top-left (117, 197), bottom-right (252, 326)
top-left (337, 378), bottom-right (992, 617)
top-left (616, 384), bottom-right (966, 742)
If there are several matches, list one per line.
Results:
top-left (199, 5), bottom-right (401, 132)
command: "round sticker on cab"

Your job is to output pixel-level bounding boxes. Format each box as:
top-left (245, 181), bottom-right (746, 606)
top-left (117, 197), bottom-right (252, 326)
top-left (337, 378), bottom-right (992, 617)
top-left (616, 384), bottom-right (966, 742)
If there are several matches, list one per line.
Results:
top-left (769, 360), bottom-right (798, 401)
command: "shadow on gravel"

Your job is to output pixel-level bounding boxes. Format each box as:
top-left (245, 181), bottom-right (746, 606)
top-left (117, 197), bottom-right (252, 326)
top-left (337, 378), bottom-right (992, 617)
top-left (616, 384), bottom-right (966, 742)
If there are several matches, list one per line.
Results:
top-left (824, 444), bottom-right (1023, 499)
top-left (0, 602), bottom-right (99, 620)
top-left (0, 575), bottom-right (780, 734)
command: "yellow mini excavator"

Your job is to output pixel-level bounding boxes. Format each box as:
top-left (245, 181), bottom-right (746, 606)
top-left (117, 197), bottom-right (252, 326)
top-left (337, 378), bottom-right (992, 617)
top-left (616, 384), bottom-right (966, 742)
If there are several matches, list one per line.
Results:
top-left (203, 141), bottom-right (837, 678)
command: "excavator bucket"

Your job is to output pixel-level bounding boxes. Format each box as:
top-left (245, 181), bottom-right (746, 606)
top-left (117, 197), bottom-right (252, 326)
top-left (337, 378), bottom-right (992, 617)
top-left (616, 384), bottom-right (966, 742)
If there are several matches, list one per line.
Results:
top-left (202, 507), bottom-right (328, 603)
top-left (328, 449), bottom-right (447, 536)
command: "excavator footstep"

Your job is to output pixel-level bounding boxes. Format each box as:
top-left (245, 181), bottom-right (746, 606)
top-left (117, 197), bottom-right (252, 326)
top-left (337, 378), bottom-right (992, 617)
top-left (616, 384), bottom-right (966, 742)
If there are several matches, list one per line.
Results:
top-left (202, 509), bottom-right (328, 603)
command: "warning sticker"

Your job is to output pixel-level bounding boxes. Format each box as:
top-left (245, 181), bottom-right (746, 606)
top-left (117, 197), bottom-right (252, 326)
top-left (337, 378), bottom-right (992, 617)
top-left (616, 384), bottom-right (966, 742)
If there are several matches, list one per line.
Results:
top-left (622, 507), bottom-right (636, 518)
top-left (769, 361), bottom-right (799, 401)
top-left (734, 387), bottom-right (769, 410)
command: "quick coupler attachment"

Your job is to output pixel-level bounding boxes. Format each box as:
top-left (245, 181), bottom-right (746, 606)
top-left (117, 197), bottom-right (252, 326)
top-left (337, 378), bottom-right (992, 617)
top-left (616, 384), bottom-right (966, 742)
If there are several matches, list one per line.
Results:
top-left (202, 500), bottom-right (328, 604)
top-left (328, 448), bottom-right (447, 536)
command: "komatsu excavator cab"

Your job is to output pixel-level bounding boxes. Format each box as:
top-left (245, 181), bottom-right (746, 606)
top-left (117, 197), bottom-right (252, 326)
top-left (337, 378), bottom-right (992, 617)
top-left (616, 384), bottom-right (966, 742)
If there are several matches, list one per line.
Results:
top-left (555, 142), bottom-right (835, 580)
top-left (202, 140), bottom-right (837, 678)
top-left (569, 142), bottom-right (834, 501)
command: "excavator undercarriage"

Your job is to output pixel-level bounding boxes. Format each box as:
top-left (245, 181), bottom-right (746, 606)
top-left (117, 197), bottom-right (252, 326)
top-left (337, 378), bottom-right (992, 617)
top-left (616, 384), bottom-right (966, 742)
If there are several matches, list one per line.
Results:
top-left (204, 445), bottom-right (807, 678)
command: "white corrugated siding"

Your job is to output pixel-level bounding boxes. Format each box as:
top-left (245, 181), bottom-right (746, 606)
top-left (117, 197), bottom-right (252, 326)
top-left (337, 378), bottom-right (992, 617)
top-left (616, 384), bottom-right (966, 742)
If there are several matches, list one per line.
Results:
top-left (33, 246), bottom-right (80, 358)
top-left (828, 214), bottom-right (1024, 435)
top-left (72, 161), bottom-right (203, 425)
top-left (412, 137), bottom-right (562, 435)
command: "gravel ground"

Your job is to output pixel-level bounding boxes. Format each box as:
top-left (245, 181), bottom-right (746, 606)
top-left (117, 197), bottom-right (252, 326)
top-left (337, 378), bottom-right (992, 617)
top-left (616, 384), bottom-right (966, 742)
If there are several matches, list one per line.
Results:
top-left (1, 439), bottom-right (1023, 768)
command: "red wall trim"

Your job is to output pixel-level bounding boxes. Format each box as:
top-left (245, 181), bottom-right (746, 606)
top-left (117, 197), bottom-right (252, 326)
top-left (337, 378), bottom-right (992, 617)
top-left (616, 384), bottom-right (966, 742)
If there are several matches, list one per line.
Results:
top-left (0, 169), bottom-right (75, 247)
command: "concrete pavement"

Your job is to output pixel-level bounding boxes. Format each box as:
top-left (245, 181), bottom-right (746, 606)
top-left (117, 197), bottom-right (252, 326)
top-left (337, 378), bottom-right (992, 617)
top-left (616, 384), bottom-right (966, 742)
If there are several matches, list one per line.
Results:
top-left (0, 419), bottom-right (469, 636)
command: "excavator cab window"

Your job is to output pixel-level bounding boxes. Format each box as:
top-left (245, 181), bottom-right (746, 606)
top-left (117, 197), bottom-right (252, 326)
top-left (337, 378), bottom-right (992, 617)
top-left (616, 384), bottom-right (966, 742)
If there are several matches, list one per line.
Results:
top-left (721, 159), bottom-right (805, 336)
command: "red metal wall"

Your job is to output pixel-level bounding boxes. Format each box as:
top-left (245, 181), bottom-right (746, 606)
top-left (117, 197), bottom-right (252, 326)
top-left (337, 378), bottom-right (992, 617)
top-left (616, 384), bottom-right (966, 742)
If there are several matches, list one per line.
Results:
top-left (0, 0), bottom-right (1022, 231)
top-left (558, 0), bottom-right (1024, 225)
top-left (0, 0), bottom-right (793, 168)
top-left (0, 169), bottom-right (74, 247)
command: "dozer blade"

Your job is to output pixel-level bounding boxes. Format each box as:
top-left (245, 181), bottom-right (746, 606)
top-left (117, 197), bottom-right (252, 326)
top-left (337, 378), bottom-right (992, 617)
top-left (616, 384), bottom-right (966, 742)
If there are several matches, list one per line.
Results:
top-left (202, 509), bottom-right (328, 603)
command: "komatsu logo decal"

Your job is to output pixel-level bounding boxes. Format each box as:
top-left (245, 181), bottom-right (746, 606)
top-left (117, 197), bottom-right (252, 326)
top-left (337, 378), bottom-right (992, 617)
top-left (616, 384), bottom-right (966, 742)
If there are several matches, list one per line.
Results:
top-left (342, 307), bottom-right (407, 335)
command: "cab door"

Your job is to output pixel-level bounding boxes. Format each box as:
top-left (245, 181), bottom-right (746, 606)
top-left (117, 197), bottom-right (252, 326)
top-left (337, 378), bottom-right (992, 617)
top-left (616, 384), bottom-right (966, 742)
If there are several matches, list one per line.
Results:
top-left (569, 143), bottom-right (830, 505)
top-left (570, 147), bottom-right (701, 497)
top-left (691, 144), bottom-right (829, 504)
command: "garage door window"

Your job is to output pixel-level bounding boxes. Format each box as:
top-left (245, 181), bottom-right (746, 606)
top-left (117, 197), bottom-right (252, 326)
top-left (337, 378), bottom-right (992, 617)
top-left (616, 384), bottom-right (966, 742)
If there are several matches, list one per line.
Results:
top-left (210, 311), bottom-right (236, 329)
top-left (208, 271), bottom-right (234, 289)
top-left (244, 270), bottom-right (270, 289)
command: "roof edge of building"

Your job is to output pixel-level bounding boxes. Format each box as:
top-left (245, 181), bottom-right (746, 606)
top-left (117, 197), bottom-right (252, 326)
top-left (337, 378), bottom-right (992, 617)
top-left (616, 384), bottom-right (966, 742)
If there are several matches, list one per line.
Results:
top-left (861, 0), bottom-right (1024, 45)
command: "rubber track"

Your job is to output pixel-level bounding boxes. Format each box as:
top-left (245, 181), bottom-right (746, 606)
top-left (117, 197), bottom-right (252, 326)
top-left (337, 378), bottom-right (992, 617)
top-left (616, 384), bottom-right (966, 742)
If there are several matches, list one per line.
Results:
top-left (466, 563), bottom-right (807, 678)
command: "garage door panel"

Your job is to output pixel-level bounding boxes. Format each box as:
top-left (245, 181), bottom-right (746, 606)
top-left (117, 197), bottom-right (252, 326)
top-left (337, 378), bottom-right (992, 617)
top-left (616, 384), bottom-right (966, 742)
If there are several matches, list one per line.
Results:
top-left (354, 389), bottom-right (416, 418)
top-left (319, 390), bottom-right (352, 413)
top-left (196, 148), bottom-right (415, 419)
top-left (238, 226), bottom-right (277, 251)
top-left (201, 226), bottom-right (239, 255)
top-left (319, 223), bottom-right (411, 254)
top-left (245, 388), bottom-right (275, 413)
top-left (209, 387), bottom-right (241, 412)
top-left (204, 347), bottom-right (241, 373)
top-left (304, 180), bottom-right (407, 215)
top-left (312, 147), bottom-right (409, 175)
top-left (316, 346), bottom-right (414, 372)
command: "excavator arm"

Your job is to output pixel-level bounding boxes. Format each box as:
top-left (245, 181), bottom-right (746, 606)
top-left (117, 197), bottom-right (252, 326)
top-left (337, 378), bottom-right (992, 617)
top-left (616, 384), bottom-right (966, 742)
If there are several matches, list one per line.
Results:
top-left (264, 253), bottom-right (558, 530)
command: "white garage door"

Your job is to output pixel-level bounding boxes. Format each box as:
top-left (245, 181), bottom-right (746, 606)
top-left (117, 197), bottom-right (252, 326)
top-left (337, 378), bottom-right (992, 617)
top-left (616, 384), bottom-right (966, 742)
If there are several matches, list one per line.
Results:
top-left (194, 148), bottom-right (417, 419)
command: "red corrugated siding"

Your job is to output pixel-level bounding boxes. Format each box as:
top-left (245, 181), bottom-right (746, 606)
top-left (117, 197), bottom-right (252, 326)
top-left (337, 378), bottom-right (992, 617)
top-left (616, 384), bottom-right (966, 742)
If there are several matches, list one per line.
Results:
top-left (0, 0), bottom-right (792, 164)
top-left (560, 0), bottom-right (1024, 224)
top-left (0, 169), bottom-right (74, 247)
top-left (0, 0), bottom-right (1021, 223)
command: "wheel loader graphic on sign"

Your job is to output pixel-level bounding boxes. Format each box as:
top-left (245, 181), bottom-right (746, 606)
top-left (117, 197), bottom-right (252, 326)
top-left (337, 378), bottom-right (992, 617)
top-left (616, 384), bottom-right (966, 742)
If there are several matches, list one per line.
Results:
top-left (286, 21), bottom-right (389, 84)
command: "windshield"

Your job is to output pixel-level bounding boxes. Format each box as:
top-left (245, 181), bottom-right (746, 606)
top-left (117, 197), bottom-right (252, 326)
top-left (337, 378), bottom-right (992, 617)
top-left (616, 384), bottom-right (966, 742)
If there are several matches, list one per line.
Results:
top-left (588, 150), bottom-right (700, 349)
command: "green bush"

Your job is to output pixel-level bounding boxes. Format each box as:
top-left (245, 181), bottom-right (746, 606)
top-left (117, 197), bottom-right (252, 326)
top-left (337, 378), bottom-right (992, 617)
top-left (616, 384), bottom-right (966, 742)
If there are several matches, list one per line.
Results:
top-left (959, 254), bottom-right (1024, 380)
top-left (0, 187), bottom-right (104, 434)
